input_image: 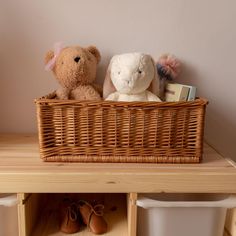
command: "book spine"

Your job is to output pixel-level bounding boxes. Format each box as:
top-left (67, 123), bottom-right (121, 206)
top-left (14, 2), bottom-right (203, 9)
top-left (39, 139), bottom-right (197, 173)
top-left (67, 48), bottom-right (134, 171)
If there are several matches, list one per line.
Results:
top-left (187, 86), bottom-right (197, 101)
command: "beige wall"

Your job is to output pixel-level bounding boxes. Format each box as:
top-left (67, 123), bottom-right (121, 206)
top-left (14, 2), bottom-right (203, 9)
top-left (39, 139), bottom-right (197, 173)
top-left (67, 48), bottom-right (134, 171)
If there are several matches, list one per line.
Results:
top-left (0, 0), bottom-right (236, 160)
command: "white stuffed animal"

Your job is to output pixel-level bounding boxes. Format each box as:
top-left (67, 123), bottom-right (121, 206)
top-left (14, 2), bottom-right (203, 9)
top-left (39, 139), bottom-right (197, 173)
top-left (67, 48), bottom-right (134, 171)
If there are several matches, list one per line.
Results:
top-left (103, 53), bottom-right (162, 102)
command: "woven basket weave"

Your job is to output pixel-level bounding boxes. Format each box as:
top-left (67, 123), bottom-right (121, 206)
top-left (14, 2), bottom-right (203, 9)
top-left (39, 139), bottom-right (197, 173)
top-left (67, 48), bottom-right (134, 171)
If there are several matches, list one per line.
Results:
top-left (35, 92), bottom-right (208, 163)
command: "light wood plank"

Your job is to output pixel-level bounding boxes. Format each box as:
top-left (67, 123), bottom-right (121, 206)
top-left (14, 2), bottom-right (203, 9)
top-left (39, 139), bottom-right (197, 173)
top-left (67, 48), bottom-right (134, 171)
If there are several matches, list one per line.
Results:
top-left (18, 193), bottom-right (27, 236)
top-left (225, 209), bottom-right (236, 236)
top-left (2, 134), bottom-right (236, 236)
top-left (0, 134), bottom-right (236, 193)
top-left (18, 193), bottom-right (42, 236)
top-left (0, 134), bottom-right (232, 168)
top-left (127, 193), bottom-right (137, 236)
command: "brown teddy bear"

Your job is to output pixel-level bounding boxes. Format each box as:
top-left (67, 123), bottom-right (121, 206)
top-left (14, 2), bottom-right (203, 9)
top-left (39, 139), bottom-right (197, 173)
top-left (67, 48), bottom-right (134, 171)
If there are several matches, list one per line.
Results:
top-left (45, 43), bottom-right (102, 100)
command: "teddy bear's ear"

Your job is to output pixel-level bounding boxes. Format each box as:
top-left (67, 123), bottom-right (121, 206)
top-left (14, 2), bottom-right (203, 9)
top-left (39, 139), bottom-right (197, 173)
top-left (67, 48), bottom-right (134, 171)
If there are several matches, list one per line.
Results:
top-left (44, 50), bottom-right (54, 65)
top-left (103, 57), bottom-right (116, 99)
top-left (87, 46), bottom-right (101, 63)
top-left (148, 56), bottom-right (161, 99)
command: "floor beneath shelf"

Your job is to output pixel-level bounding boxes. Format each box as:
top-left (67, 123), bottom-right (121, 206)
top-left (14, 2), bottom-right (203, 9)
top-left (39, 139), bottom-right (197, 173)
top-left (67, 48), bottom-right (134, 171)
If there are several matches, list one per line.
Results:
top-left (31, 194), bottom-right (128, 236)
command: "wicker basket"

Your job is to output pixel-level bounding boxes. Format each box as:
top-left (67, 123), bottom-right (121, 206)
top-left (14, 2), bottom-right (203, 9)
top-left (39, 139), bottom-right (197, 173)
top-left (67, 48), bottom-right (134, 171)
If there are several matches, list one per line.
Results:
top-left (35, 92), bottom-right (208, 163)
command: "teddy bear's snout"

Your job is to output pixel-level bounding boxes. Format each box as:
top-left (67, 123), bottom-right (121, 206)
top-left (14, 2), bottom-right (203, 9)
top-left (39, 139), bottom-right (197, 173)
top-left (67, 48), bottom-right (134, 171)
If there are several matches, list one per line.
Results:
top-left (74, 57), bottom-right (81, 63)
top-left (127, 79), bottom-right (135, 89)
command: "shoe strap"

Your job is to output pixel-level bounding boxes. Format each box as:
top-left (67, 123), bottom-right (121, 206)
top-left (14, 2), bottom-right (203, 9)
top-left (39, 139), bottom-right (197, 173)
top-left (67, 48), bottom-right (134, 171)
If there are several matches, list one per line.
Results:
top-left (78, 200), bottom-right (105, 230)
top-left (66, 203), bottom-right (78, 225)
top-left (88, 204), bottom-right (104, 231)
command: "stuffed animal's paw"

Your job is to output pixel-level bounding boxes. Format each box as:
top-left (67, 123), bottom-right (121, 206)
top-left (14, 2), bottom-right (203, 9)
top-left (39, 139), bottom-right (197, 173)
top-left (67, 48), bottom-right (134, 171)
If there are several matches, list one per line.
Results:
top-left (56, 88), bottom-right (70, 100)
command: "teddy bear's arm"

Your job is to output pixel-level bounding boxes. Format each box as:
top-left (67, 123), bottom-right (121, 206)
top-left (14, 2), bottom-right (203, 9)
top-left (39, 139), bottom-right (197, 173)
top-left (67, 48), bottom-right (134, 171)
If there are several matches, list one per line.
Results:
top-left (146, 91), bottom-right (162, 102)
top-left (56, 88), bottom-right (70, 100)
top-left (91, 83), bottom-right (103, 96)
top-left (105, 92), bottom-right (119, 101)
top-left (71, 85), bottom-right (102, 100)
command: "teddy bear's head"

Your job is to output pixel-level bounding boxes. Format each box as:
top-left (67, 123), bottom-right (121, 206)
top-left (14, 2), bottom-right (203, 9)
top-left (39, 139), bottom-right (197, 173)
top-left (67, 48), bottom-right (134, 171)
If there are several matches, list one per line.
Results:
top-left (45, 45), bottom-right (101, 89)
top-left (103, 53), bottom-right (160, 99)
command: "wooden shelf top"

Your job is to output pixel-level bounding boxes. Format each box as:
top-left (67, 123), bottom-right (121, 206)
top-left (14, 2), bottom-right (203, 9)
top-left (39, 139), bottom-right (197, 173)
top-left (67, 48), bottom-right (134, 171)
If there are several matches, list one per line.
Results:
top-left (0, 134), bottom-right (236, 193)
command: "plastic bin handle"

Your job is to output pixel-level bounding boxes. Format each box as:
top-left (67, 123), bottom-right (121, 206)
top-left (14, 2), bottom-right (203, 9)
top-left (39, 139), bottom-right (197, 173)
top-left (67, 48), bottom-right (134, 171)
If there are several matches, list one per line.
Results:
top-left (0, 194), bottom-right (18, 207)
top-left (137, 195), bottom-right (236, 209)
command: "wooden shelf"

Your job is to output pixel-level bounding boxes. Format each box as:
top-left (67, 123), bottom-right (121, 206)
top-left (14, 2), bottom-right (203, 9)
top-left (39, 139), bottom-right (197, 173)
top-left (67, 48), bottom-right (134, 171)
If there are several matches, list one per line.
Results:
top-left (29, 194), bottom-right (127, 236)
top-left (0, 134), bottom-right (236, 193)
top-left (1, 134), bottom-right (236, 236)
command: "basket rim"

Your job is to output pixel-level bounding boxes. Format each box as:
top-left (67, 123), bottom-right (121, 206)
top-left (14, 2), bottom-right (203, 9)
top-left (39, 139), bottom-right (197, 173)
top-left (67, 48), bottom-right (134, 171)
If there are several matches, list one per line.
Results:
top-left (35, 92), bottom-right (208, 108)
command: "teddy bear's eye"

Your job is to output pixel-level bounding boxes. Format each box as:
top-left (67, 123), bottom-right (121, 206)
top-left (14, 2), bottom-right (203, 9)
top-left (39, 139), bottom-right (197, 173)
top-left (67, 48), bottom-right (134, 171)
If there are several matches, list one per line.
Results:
top-left (74, 57), bottom-right (80, 63)
top-left (118, 71), bottom-right (121, 75)
top-left (138, 69), bottom-right (142, 74)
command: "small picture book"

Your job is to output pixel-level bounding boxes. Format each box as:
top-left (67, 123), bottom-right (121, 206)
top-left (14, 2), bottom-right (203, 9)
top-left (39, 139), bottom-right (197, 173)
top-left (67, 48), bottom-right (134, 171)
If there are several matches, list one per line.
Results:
top-left (165, 83), bottom-right (196, 102)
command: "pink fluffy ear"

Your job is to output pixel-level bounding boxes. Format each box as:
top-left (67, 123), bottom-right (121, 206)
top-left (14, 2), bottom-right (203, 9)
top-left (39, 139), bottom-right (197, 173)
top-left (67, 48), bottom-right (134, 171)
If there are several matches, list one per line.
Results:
top-left (103, 61), bottom-right (116, 99)
top-left (148, 57), bottom-right (161, 99)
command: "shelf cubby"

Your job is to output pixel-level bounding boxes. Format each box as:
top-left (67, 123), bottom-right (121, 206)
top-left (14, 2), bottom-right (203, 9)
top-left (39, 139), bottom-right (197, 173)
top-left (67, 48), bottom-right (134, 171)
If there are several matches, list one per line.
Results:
top-left (18, 193), bottom-right (131, 236)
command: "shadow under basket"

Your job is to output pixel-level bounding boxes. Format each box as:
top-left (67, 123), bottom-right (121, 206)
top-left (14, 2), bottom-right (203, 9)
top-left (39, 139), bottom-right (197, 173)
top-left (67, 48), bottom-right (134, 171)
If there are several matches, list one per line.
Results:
top-left (35, 93), bottom-right (208, 163)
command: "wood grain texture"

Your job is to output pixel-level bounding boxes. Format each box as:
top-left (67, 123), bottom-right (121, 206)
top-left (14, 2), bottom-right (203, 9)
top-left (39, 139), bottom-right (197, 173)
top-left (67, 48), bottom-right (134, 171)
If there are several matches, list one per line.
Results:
top-left (225, 209), bottom-right (236, 236)
top-left (18, 193), bottom-right (42, 236)
top-left (0, 134), bottom-right (236, 193)
top-left (127, 193), bottom-right (137, 236)
top-left (18, 193), bottom-right (27, 236)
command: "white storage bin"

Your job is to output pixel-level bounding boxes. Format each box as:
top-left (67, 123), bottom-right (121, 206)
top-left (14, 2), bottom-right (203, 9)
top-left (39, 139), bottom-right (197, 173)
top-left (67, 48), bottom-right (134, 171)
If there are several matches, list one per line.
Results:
top-left (137, 193), bottom-right (236, 236)
top-left (0, 194), bottom-right (18, 236)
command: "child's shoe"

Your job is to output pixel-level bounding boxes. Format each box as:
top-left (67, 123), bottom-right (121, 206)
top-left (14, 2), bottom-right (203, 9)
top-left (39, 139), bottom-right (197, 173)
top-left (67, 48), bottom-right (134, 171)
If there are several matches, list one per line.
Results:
top-left (78, 200), bottom-right (107, 234)
top-left (59, 198), bottom-right (80, 234)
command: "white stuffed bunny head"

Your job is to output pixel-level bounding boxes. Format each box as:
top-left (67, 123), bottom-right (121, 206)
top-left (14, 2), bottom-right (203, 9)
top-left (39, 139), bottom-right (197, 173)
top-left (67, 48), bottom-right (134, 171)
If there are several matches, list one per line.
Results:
top-left (103, 53), bottom-right (161, 102)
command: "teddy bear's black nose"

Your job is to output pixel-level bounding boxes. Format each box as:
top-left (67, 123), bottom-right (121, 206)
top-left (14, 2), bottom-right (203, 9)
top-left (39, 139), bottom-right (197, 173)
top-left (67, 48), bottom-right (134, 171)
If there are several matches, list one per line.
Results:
top-left (74, 57), bottom-right (80, 63)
